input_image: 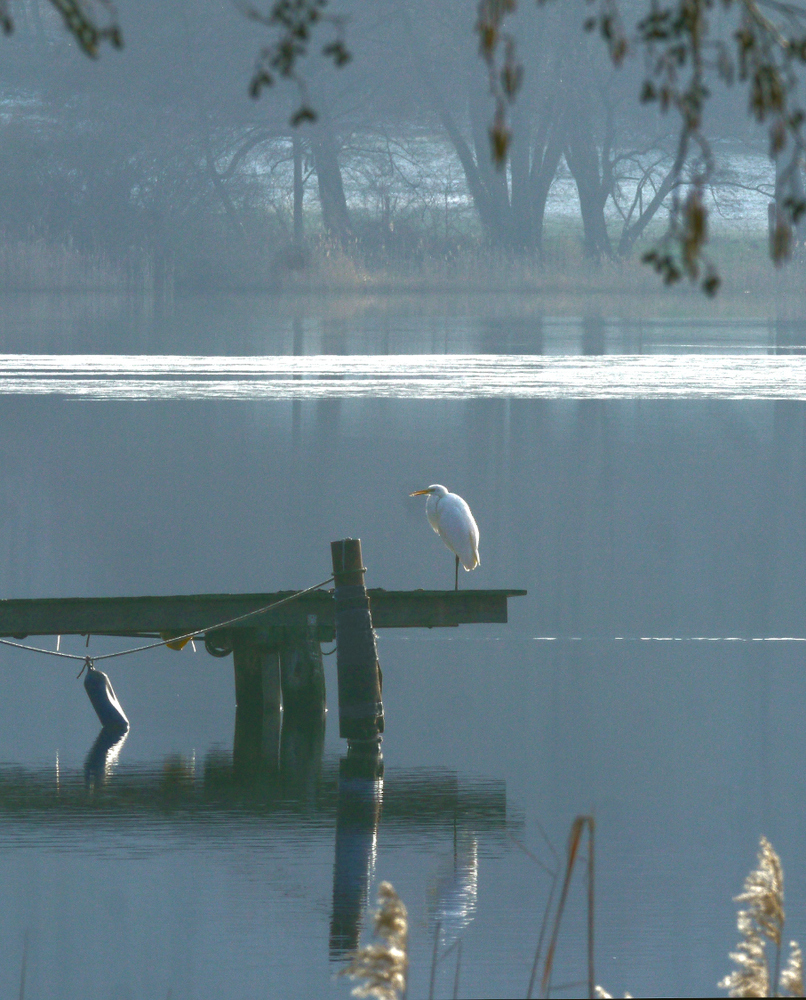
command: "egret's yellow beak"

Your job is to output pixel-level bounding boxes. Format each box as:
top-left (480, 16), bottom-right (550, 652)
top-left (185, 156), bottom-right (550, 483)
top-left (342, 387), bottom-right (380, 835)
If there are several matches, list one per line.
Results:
top-left (409, 489), bottom-right (432, 496)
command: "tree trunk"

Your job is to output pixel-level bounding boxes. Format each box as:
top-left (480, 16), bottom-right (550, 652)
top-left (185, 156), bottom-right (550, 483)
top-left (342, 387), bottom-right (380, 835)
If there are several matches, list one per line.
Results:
top-left (398, 4), bottom-right (510, 249)
top-left (468, 80), bottom-right (513, 248)
top-left (396, 0), bottom-right (571, 256)
top-left (509, 114), bottom-right (533, 250)
top-left (293, 134), bottom-right (304, 243)
top-left (312, 128), bottom-right (351, 246)
top-left (564, 122), bottom-right (612, 259)
top-left (556, 40), bottom-right (614, 261)
top-left (527, 92), bottom-right (567, 255)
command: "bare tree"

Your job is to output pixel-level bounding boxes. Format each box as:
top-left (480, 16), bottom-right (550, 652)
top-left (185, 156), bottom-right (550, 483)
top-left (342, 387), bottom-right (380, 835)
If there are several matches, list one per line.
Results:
top-left (16, 0), bottom-right (806, 292)
top-left (478, 0), bottom-right (806, 293)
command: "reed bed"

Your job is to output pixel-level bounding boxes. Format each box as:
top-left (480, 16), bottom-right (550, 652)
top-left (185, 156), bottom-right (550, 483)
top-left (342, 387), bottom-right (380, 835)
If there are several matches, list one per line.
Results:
top-left (0, 227), bottom-right (805, 321)
top-left (343, 831), bottom-right (806, 999)
top-left (720, 836), bottom-right (803, 998)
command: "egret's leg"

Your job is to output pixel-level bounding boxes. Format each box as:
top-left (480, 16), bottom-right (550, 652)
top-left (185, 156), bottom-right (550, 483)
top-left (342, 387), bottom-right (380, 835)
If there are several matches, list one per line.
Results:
top-left (455, 554), bottom-right (459, 591)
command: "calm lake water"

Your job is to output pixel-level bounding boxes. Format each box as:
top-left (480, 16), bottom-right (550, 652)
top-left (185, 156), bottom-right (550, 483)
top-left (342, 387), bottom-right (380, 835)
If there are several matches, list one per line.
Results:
top-left (0, 293), bottom-right (805, 999)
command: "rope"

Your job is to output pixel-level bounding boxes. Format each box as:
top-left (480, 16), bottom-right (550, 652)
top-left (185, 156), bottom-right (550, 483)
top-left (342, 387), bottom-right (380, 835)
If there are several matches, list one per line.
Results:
top-left (0, 575), bottom-right (335, 670)
top-left (0, 640), bottom-right (87, 662)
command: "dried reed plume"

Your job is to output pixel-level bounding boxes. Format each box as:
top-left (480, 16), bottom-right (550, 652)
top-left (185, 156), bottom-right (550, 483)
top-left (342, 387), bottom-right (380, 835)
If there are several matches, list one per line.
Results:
top-left (342, 881), bottom-right (409, 1000)
top-left (720, 836), bottom-right (803, 997)
top-left (781, 942), bottom-right (805, 998)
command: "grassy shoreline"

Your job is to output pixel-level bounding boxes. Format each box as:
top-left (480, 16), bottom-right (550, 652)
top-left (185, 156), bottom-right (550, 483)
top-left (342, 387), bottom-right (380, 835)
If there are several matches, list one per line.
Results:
top-left (0, 227), bottom-right (803, 321)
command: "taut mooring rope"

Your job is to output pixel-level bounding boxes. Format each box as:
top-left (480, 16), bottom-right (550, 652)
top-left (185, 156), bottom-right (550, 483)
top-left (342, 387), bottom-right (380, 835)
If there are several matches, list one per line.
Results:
top-left (0, 575), bottom-right (335, 671)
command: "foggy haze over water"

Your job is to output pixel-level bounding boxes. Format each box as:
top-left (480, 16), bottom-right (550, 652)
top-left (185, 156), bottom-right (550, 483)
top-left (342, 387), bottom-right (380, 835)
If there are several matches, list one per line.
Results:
top-left (2, 0), bottom-right (806, 996)
top-left (0, 293), bottom-right (801, 999)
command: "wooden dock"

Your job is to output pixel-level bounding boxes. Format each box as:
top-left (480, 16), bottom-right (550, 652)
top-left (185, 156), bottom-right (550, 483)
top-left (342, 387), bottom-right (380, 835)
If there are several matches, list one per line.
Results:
top-left (0, 587), bottom-right (526, 643)
top-left (0, 577), bottom-right (526, 736)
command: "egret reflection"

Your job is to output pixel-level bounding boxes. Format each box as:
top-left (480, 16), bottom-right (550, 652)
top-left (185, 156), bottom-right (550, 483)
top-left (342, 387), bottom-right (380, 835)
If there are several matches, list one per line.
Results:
top-left (0, 710), bottom-right (516, 978)
top-left (428, 832), bottom-right (479, 947)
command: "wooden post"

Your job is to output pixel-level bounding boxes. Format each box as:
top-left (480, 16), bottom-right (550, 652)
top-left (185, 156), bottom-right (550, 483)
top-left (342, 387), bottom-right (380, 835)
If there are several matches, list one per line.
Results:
top-left (232, 631), bottom-right (283, 771)
top-left (281, 613), bottom-right (326, 717)
top-left (232, 630), bottom-right (282, 719)
top-left (331, 538), bottom-right (384, 745)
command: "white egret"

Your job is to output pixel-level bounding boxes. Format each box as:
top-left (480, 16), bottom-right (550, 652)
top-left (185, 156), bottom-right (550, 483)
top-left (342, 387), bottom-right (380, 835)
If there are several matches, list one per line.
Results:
top-left (409, 484), bottom-right (480, 590)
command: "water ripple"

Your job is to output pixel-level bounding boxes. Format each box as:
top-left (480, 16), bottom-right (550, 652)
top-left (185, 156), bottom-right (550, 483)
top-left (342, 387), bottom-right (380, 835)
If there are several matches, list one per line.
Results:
top-left (0, 353), bottom-right (805, 399)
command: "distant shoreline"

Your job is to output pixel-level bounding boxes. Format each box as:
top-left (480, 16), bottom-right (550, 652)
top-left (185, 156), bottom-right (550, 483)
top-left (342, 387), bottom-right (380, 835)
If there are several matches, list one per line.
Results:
top-left (0, 228), bottom-right (801, 319)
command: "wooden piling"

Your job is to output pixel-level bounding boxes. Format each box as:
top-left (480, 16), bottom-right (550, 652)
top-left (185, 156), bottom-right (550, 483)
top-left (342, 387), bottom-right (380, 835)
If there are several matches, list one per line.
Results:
top-left (232, 630), bottom-right (283, 720)
top-left (232, 631), bottom-right (283, 773)
top-left (281, 613), bottom-right (326, 717)
top-left (331, 538), bottom-right (384, 744)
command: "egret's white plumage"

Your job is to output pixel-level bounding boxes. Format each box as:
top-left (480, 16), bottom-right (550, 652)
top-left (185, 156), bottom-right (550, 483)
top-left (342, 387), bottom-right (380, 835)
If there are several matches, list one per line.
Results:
top-left (410, 484), bottom-right (480, 588)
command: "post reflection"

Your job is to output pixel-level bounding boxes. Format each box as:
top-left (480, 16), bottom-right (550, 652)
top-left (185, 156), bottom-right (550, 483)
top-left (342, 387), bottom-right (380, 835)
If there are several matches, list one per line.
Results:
top-left (329, 744), bottom-right (384, 957)
top-left (0, 709), bottom-right (516, 971)
top-left (215, 708), bottom-right (326, 800)
top-left (232, 705), bottom-right (283, 780)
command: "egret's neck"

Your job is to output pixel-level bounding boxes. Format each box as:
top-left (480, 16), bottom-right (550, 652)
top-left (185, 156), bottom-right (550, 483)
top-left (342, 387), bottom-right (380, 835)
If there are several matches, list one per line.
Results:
top-left (425, 491), bottom-right (441, 532)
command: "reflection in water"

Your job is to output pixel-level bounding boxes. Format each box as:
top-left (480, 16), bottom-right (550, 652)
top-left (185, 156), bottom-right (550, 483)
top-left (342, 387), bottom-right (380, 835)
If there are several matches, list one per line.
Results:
top-left (329, 746), bottom-right (384, 958)
top-left (582, 315), bottom-right (605, 356)
top-left (0, 705), bottom-right (516, 987)
top-left (83, 726), bottom-right (129, 790)
top-left (5, 353), bottom-right (806, 399)
top-left (428, 831), bottom-right (479, 947)
top-left (0, 725), bottom-right (515, 970)
top-left (775, 318), bottom-right (806, 354)
top-left (31, 715), bottom-right (503, 837)
top-left (278, 714), bottom-right (326, 808)
top-left (233, 705), bottom-right (283, 779)
top-left (212, 710), bottom-right (327, 804)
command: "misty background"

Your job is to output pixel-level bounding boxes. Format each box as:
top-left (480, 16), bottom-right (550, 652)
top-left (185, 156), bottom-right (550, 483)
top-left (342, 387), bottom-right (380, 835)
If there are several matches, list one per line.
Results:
top-left (0, 0), bottom-right (788, 295)
top-left (0, 3), bottom-right (804, 999)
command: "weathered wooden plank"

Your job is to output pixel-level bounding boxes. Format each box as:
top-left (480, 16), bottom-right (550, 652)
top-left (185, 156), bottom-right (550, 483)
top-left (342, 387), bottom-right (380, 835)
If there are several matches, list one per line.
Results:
top-left (0, 592), bottom-right (333, 636)
top-left (0, 588), bottom-right (526, 638)
top-left (368, 588), bottom-right (520, 627)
